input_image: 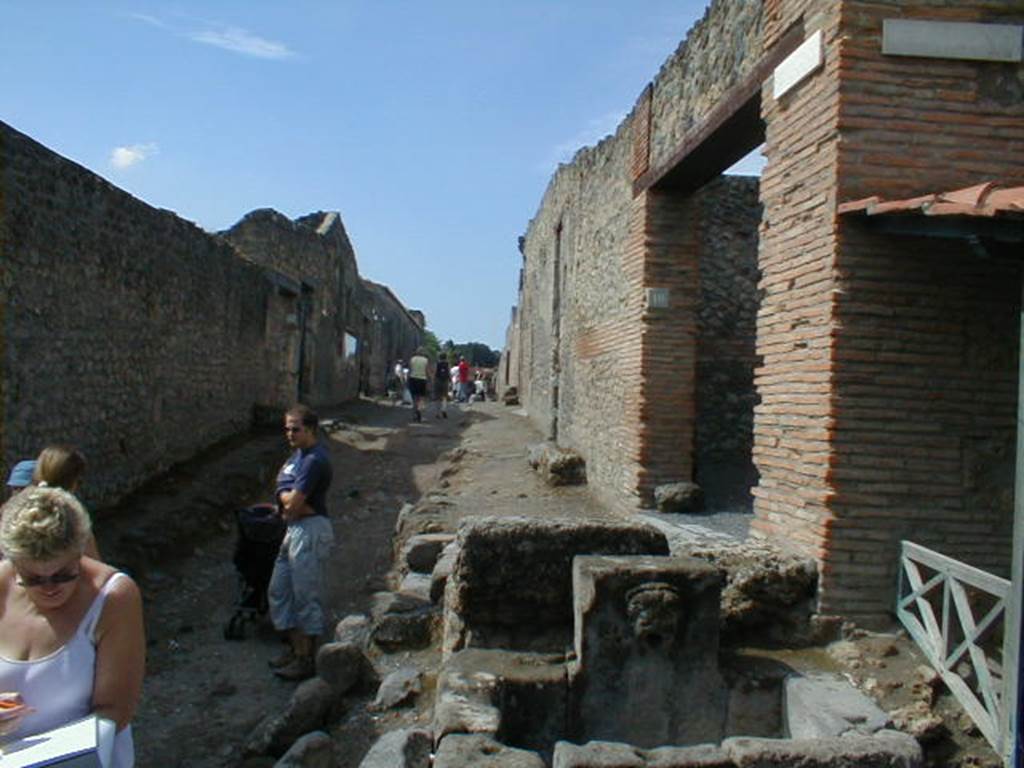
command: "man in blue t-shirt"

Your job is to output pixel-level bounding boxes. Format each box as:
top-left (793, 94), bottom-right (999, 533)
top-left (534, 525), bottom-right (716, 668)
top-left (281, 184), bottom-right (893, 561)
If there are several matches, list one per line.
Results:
top-left (267, 404), bottom-right (334, 680)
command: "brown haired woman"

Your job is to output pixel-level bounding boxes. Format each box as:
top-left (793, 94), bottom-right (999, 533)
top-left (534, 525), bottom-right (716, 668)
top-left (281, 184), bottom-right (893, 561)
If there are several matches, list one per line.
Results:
top-left (32, 445), bottom-right (100, 560)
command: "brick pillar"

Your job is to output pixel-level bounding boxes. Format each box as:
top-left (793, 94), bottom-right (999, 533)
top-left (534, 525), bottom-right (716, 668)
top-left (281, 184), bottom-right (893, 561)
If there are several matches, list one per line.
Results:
top-left (752, 3), bottom-right (843, 569)
top-left (633, 189), bottom-right (700, 506)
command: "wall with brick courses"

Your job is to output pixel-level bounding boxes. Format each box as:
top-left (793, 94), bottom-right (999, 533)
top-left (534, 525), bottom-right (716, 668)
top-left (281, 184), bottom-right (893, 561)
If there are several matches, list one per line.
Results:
top-left (821, 0), bottom-right (1024, 621)
top-left (497, 304), bottom-right (520, 399)
top-left (749, 1), bottom-right (844, 564)
top-left (752, 0), bottom-right (1024, 622)
top-left (511, 0), bottom-right (770, 513)
top-left (507, 0), bottom-right (1023, 622)
top-left (827, 230), bottom-right (1020, 618)
top-left (0, 120), bottom-right (277, 504)
top-left (518, 127), bottom-right (650, 511)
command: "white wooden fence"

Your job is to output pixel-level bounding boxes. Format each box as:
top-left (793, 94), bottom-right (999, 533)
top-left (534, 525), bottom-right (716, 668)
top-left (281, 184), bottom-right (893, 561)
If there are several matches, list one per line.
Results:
top-left (897, 540), bottom-right (1010, 754)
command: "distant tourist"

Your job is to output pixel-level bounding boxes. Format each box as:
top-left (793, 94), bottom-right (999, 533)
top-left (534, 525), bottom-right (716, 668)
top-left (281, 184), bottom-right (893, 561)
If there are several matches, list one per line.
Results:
top-left (407, 347), bottom-right (430, 422)
top-left (4, 460), bottom-right (35, 500)
top-left (391, 359), bottom-right (405, 403)
top-left (0, 484), bottom-right (144, 767)
top-left (33, 445), bottom-right (100, 560)
top-left (457, 356), bottom-right (471, 403)
top-left (268, 405), bottom-right (334, 681)
top-left (434, 353), bottom-right (451, 419)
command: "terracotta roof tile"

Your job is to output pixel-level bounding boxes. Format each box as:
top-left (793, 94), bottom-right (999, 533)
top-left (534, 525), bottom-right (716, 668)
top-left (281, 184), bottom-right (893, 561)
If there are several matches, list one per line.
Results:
top-left (839, 182), bottom-right (1024, 219)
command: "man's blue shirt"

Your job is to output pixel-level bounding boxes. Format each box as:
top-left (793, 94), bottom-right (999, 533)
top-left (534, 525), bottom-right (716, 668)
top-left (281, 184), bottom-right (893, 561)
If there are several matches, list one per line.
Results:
top-left (276, 441), bottom-right (333, 516)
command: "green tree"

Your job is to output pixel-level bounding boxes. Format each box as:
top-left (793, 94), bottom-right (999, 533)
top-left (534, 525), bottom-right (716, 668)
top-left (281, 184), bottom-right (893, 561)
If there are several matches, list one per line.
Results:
top-left (422, 329), bottom-right (441, 359)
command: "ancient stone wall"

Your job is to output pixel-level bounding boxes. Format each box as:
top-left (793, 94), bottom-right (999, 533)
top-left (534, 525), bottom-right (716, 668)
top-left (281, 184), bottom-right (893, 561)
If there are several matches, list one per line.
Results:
top-left (647, 0), bottom-right (764, 173)
top-left (359, 280), bottom-right (424, 395)
top-left (0, 120), bottom-right (277, 504)
top-left (508, 0), bottom-right (1023, 623)
top-left (519, 128), bottom-right (651, 512)
top-left (0, 120), bottom-right (422, 505)
top-left (696, 177), bottom-right (761, 510)
top-left (496, 304), bottom-right (520, 399)
top-left (222, 210), bottom-right (362, 406)
top-left (514, 0), bottom-right (767, 513)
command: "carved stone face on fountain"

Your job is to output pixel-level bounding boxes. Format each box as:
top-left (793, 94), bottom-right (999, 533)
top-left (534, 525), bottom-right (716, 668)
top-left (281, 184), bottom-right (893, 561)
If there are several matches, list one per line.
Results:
top-left (625, 582), bottom-right (683, 649)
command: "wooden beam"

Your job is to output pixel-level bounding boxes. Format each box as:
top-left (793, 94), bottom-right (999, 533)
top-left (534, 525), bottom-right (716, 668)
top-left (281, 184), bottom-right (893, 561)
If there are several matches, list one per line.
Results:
top-left (633, 20), bottom-right (805, 198)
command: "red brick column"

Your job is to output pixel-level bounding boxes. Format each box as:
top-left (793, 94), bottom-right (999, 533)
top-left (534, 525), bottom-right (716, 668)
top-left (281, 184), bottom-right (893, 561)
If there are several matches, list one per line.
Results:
top-left (634, 190), bottom-right (701, 505)
top-left (752, 2), bottom-right (843, 571)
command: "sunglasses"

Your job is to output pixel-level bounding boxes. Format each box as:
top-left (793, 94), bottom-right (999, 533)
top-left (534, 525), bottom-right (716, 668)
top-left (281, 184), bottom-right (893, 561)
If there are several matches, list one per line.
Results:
top-left (16, 568), bottom-right (80, 588)
top-left (284, 426), bottom-right (304, 434)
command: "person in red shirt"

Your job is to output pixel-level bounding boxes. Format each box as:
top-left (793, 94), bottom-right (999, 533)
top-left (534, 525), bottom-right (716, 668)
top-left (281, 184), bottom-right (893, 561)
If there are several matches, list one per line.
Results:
top-left (457, 357), bottom-right (471, 403)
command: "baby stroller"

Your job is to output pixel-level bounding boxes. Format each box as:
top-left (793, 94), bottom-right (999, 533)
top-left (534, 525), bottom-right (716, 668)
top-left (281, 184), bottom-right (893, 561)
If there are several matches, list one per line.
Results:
top-left (223, 503), bottom-right (286, 641)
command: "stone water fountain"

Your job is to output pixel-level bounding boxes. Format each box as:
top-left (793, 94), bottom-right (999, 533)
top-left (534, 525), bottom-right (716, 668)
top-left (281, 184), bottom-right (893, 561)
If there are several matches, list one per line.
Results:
top-left (431, 516), bottom-right (922, 767)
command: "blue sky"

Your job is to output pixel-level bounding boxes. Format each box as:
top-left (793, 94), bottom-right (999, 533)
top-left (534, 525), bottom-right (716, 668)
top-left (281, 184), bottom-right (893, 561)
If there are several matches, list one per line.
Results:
top-left (1, 2), bottom-right (760, 349)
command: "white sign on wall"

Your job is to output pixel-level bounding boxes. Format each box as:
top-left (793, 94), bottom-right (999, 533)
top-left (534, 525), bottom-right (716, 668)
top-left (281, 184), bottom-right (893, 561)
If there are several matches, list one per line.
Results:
top-left (772, 30), bottom-right (824, 100)
top-left (883, 19), bottom-right (1023, 63)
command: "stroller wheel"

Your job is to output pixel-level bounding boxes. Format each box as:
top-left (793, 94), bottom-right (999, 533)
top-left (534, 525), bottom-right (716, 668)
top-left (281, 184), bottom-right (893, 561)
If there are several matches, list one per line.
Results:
top-left (224, 613), bottom-right (246, 641)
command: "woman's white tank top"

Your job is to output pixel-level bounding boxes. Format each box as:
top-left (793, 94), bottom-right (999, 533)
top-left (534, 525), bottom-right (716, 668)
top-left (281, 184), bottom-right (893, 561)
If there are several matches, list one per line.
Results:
top-left (0, 572), bottom-right (134, 767)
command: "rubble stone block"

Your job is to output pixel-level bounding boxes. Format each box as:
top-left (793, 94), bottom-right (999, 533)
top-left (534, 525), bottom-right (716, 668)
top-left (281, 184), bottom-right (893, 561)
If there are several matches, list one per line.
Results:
top-left (316, 641), bottom-right (373, 697)
top-left (444, 516), bottom-right (668, 655)
top-left (404, 532), bottom-right (457, 573)
top-left (399, 572), bottom-right (433, 602)
top-left (526, 443), bottom-right (586, 486)
top-left (273, 731), bottom-right (337, 768)
top-left (654, 481), bottom-right (704, 513)
top-left (334, 614), bottom-right (372, 649)
top-left (434, 734), bottom-right (546, 768)
top-left (371, 591), bottom-right (437, 650)
top-left (722, 730), bottom-right (923, 767)
top-left (369, 667), bottom-right (423, 711)
top-left (552, 740), bottom-right (731, 767)
top-left (684, 540), bottom-right (817, 646)
top-left (358, 728), bottom-right (432, 768)
top-left (245, 678), bottom-right (335, 757)
top-left (431, 541), bottom-right (459, 604)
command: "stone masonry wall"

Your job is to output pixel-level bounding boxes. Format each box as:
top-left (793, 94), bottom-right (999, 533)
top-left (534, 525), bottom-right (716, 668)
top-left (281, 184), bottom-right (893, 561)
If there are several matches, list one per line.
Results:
top-left (647, 1), bottom-right (765, 173)
top-left (520, 126), bottom-right (650, 513)
top-left (513, 0), bottom-right (768, 513)
top-left (696, 177), bottom-right (762, 510)
top-left (1, 120), bottom-right (422, 506)
top-left (359, 280), bottom-right (424, 396)
top-left (0, 120), bottom-right (277, 504)
top-left (223, 210), bottom-right (362, 407)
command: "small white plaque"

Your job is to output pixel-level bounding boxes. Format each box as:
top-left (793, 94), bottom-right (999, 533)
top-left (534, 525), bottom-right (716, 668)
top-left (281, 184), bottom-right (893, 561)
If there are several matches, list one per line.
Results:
top-left (646, 287), bottom-right (670, 310)
top-left (883, 19), bottom-right (1023, 63)
top-left (773, 30), bottom-right (824, 99)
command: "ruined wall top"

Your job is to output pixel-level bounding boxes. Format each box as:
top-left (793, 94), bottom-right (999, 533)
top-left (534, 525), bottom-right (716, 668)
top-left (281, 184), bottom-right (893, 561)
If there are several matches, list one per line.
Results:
top-left (521, 0), bottom-right (764, 248)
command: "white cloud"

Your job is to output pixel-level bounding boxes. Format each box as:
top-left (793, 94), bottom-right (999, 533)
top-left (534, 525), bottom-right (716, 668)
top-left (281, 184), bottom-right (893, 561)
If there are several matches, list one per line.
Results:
top-left (128, 13), bottom-right (168, 29)
top-left (542, 111), bottom-right (626, 171)
top-left (109, 143), bottom-right (159, 170)
top-left (190, 27), bottom-right (294, 59)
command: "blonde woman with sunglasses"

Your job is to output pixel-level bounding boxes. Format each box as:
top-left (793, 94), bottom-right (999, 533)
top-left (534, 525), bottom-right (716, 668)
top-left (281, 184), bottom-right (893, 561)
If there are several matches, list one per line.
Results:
top-left (0, 485), bottom-right (144, 766)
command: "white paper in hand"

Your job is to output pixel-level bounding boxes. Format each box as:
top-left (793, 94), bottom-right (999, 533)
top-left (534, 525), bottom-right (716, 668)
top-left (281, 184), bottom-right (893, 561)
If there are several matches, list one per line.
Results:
top-left (0, 715), bottom-right (100, 767)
